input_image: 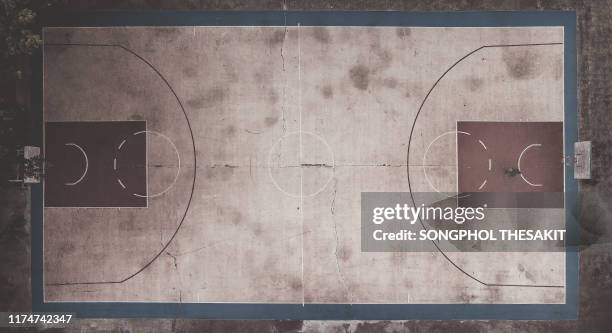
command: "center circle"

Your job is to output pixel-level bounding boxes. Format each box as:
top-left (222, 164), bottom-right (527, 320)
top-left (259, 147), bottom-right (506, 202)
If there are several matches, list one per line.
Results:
top-left (267, 131), bottom-right (335, 198)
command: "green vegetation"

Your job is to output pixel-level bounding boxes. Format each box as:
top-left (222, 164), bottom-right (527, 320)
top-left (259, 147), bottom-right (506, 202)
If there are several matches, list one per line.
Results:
top-left (0, 103), bottom-right (26, 182)
top-left (1, 1), bottom-right (59, 183)
top-left (1, 0), bottom-right (58, 78)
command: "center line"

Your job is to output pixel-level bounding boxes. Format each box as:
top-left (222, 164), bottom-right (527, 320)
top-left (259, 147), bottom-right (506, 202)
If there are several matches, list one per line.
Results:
top-left (297, 23), bottom-right (305, 307)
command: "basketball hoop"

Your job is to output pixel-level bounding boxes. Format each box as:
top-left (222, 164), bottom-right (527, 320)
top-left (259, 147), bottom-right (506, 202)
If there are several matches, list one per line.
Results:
top-left (574, 141), bottom-right (592, 179)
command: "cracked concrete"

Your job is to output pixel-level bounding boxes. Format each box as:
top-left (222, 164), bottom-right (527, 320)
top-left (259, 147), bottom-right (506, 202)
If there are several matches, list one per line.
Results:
top-left (1, 0), bottom-right (612, 332)
top-left (41, 25), bottom-right (565, 305)
top-left (330, 177), bottom-right (351, 303)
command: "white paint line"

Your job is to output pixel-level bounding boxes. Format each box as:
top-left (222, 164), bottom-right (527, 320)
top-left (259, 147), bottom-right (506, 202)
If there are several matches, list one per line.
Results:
top-left (266, 131), bottom-right (335, 198)
top-left (488, 158), bottom-right (492, 171)
top-left (117, 178), bottom-right (126, 189)
top-left (298, 23), bottom-right (305, 308)
top-left (63, 143), bottom-right (88, 186)
top-left (478, 179), bottom-right (487, 190)
top-left (423, 130), bottom-right (471, 198)
top-left (113, 129), bottom-right (179, 199)
top-left (478, 139), bottom-right (487, 150)
top-left (517, 143), bottom-right (543, 187)
top-left (130, 130), bottom-right (181, 198)
top-left (118, 139), bottom-right (126, 151)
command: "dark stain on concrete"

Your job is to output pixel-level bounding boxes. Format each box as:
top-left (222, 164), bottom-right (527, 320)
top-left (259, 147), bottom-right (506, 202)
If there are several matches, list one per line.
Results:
top-left (377, 48), bottom-right (393, 67)
top-left (349, 64), bottom-right (370, 90)
top-left (517, 263), bottom-right (537, 282)
top-left (249, 223), bottom-right (262, 237)
top-left (224, 61), bottom-right (239, 83)
top-left (494, 271), bottom-right (507, 284)
top-left (230, 210), bottom-right (242, 225)
top-left (268, 30), bottom-right (286, 46)
top-left (129, 113), bottom-right (144, 120)
top-left (118, 216), bottom-right (138, 232)
top-left (289, 277), bottom-right (302, 291)
top-left (485, 285), bottom-right (502, 303)
top-left (182, 66), bottom-right (197, 78)
top-left (391, 252), bottom-right (406, 264)
top-left (264, 116), bottom-right (279, 127)
top-left (57, 242), bottom-right (76, 256)
top-left (223, 125), bottom-right (237, 136)
top-left (92, 252), bottom-right (107, 261)
top-left (502, 48), bottom-right (541, 80)
top-left (61, 29), bottom-right (75, 42)
top-left (284, 243), bottom-right (297, 257)
top-left (263, 256), bottom-right (277, 271)
top-left (458, 289), bottom-right (475, 304)
top-left (384, 109), bottom-right (400, 120)
top-left (467, 76), bottom-right (484, 91)
top-left (186, 87), bottom-right (226, 109)
top-left (312, 27), bottom-right (331, 44)
top-left (554, 56), bottom-right (563, 80)
top-left (268, 89), bottom-right (279, 104)
top-left (321, 85), bottom-right (333, 98)
top-left (121, 82), bottom-right (149, 100)
top-left (337, 245), bottom-right (352, 262)
top-left (382, 77), bottom-right (398, 89)
top-left (524, 270), bottom-right (536, 282)
top-left (205, 165), bottom-right (235, 181)
top-left (405, 83), bottom-right (424, 100)
top-left (396, 27), bottom-right (412, 38)
top-left (369, 37), bottom-right (393, 70)
top-left (253, 70), bottom-right (270, 85)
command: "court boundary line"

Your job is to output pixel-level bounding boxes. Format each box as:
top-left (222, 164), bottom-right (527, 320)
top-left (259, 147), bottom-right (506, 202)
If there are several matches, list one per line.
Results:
top-left (45, 43), bottom-right (566, 288)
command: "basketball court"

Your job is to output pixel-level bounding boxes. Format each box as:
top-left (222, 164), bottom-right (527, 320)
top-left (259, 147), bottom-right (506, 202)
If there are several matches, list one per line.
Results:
top-left (32, 11), bottom-right (578, 319)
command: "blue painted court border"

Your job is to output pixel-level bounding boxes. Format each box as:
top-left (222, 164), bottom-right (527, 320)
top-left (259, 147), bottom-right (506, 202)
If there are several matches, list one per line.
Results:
top-left (31, 10), bottom-right (578, 320)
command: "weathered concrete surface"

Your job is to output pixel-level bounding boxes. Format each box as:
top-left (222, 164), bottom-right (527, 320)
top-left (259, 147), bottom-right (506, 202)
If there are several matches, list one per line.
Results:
top-left (2, 0), bottom-right (612, 332)
top-left (42, 25), bottom-right (566, 305)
